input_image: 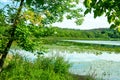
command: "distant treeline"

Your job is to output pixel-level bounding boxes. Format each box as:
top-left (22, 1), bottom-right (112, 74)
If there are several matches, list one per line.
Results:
top-left (27, 26), bottom-right (120, 40)
top-left (51, 27), bottom-right (120, 40)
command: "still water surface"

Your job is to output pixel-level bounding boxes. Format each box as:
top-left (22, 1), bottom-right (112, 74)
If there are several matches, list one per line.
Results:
top-left (64, 40), bottom-right (120, 46)
top-left (10, 49), bottom-right (120, 80)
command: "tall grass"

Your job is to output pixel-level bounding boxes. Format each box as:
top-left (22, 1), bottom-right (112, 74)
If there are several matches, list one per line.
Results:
top-left (0, 54), bottom-right (73, 80)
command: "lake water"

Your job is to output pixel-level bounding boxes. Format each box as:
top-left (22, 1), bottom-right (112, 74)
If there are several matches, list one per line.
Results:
top-left (63, 40), bottom-right (120, 46)
top-left (10, 49), bottom-right (120, 80)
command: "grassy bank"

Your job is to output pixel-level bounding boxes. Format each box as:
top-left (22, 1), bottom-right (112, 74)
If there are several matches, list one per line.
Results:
top-left (0, 54), bottom-right (72, 80)
top-left (0, 54), bottom-right (95, 80)
top-left (39, 37), bottom-right (120, 53)
top-left (11, 37), bottom-right (120, 53)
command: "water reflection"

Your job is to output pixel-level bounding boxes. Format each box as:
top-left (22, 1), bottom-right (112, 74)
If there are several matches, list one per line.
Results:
top-left (9, 49), bottom-right (120, 80)
top-left (64, 40), bottom-right (120, 46)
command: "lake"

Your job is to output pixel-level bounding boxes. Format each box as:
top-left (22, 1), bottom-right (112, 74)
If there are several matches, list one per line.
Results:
top-left (63, 40), bottom-right (120, 46)
top-left (10, 49), bottom-right (120, 80)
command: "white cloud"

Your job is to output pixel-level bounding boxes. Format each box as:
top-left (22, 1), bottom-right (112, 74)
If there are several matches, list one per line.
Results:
top-left (53, 13), bottom-right (110, 30)
top-left (53, 2), bottom-right (110, 30)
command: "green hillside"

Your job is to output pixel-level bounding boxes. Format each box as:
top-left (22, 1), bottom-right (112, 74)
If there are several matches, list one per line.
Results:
top-left (50, 27), bottom-right (120, 40)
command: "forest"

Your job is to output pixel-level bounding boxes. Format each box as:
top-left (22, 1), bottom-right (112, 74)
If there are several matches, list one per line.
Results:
top-left (50, 27), bottom-right (120, 39)
top-left (0, 0), bottom-right (120, 80)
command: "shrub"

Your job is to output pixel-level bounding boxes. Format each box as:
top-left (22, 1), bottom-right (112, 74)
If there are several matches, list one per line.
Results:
top-left (0, 54), bottom-right (73, 80)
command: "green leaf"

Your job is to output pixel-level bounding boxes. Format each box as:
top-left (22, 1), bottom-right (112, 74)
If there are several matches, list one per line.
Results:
top-left (118, 26), bottom-right (120, 32)
top-left (75, 0), bottom-right (79, 4)
top-left (108, 16), bottom-right (112, 23)
top-left (110, 24), bottom-right (116, 29)
top-left (84, 0), bottom-right (91, 8)
top-left (66, 15), bottom-right (72, 19)
top-left (75, 18), bottom-right (84, 25)
top-left (84, 9), bottom-right (91, 15)
top-left (26, 0), bottom-right (32, 6)
top-left (35, 0), bottom-right (44, 5)
top-left (90, 0), bottom-right (97, 6)
top-left (93, 10), bottom-right (97, 18)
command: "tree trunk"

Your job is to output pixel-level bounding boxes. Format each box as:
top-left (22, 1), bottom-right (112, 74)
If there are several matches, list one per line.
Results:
top-left (0, 0), bottom-right (24, 72)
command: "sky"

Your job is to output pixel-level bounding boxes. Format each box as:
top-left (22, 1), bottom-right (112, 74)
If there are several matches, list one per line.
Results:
top-left (53, 2), bottom-right (110, 30)
top-left (0, 0), bottom-right (10, 8)
top-left (0, 0), bottom-right (110, 30)
top-left (0, 0), bottom-right (8, 3)
top-left (53, 13), bottom-right (110, 30)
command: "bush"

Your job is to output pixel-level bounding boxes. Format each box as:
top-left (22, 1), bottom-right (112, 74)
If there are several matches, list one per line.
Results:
top-left (0, 54), bottom-right (73, 80)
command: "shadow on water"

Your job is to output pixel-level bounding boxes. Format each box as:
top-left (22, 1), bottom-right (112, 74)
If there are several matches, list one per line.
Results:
top-left (63, 40), bottom-right (120, 46)
top-left (72, 74), bottom-right (95, 80)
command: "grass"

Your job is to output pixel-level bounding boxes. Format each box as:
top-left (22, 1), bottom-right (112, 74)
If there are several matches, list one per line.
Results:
top-left (57, 41), bottom-right (120, 53)
top-left (4, 36), bottom-right (119, 80)
top-left (0, 54), bottom-right (96, 80)
top-left (40, 40), bottom-right (120, 54)
top-left (0, 54), bottom-right (72, 80)
top-left (11, 37), bottom-right (120, 53)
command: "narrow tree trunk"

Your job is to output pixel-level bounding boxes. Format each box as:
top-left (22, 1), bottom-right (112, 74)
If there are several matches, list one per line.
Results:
top-left (0, 0), bottom-right (24, 72)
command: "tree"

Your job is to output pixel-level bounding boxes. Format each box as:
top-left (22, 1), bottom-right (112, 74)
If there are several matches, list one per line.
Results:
top-left (84, 0), bottom-right (120, 31)
top-left (0, 0), bottom-right (83, 71)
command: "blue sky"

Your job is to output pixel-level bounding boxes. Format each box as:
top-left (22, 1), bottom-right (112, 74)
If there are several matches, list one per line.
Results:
top-left (0, 0), bottom-right (10, 4)
top-left (0, 0), bottom-right (10, 8)
top-left (0, 0), bottom-right (9, 3)
top-left (0, 0), bottom-right (110, 30)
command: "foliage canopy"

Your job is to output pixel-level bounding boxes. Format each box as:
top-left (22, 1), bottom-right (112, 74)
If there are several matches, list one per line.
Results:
top-left (0, 0), bottom-right (83, 51)
top-left (0, 0), bottom-right (84, 71)
top-left (84, 0), bottom-right (120, 31)
top-left (3, 0), bottom-right (83, 26)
